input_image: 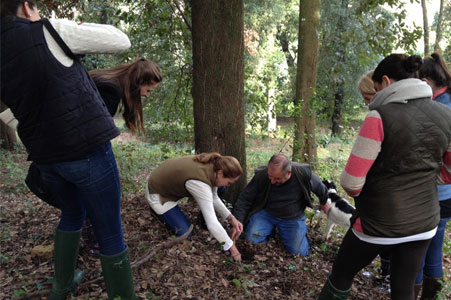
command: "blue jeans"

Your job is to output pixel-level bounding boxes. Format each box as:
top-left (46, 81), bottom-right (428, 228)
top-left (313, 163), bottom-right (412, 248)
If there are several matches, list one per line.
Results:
top-left (36, 142), bottom-right (125, 256)
top-left (244, 209), bottom-right (309, 256)
top-left (415, 217), bottom-right (450, 283)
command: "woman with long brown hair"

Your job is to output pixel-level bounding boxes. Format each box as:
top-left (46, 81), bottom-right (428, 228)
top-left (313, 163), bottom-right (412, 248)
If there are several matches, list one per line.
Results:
top-left (90, 58), bottom-right (162, 134)
top-left (81, 58), bottom-right (162, 256)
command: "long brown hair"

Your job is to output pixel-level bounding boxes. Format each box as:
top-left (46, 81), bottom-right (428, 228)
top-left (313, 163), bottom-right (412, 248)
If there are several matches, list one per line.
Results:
top-left (89, 58), bottom-right (162, 134)
top-left (194, 152), bottom-right (242, 178)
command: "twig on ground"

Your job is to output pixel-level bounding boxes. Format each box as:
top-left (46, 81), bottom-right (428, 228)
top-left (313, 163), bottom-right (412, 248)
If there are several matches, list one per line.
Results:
top-left (20, 225), bottom-right (193, 300)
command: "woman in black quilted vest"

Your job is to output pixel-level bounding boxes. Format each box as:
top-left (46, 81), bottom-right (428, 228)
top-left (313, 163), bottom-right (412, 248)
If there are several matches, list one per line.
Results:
top-left (90, 58), bottom-right (163, 134)
top-left (1, 1), bottom-right (137, 299)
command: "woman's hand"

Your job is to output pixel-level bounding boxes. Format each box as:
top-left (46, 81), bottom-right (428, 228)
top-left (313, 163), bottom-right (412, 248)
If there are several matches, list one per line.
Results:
top-left (227, 214), bottom-right (243, 241)
top-left (229, 244), bottom-right (241, 262)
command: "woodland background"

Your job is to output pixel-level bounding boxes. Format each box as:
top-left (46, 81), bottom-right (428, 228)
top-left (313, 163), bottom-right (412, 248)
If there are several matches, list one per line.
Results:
top-left (1, 0), bottom-right (450, 299)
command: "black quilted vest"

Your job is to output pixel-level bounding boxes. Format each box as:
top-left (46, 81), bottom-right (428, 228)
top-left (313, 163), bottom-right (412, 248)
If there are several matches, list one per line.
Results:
top-left (1, 18), bottom-right (119, 163)
top-left (353, 98), bottom-right (451, 237)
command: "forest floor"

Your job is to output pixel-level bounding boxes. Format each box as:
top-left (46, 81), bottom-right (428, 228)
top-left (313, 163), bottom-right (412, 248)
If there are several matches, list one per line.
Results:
top-left (1, 129), bottom-right (450, 300)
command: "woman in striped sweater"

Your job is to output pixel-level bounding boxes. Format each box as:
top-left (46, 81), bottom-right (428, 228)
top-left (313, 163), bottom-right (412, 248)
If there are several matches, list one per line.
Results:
top-left (317, 54), bottom-right (451, 300)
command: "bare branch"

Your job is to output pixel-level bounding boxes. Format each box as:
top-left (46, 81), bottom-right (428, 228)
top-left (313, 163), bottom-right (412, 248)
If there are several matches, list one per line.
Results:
top-left (167, 0), bottom-right (192, 32)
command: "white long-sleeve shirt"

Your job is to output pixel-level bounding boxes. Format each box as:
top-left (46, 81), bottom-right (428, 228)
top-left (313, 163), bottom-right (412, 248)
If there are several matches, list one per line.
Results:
top-left (45, 18), bottom-right (130, 66)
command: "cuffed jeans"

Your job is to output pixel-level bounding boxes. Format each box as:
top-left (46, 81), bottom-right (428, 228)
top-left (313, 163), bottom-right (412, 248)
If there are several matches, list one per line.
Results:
top-left (244, 209), bottom-right (309, 256)
top-left (36, 142), bottom-right (126, 256)
top-left (415, 216), bottom-right (450, 283)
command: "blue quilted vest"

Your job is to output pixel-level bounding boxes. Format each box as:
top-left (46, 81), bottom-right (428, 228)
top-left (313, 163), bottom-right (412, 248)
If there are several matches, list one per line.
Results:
top-left (1, 17), bottom-right (119, 163)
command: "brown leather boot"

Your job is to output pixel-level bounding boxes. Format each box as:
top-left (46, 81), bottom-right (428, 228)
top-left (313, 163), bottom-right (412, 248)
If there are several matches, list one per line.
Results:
top-left (420, 275), bottom-right (443, 300)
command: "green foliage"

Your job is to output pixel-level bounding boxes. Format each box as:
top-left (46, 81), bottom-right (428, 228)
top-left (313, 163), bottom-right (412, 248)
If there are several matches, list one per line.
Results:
top-left (111, 140), bottom-right (190, 196)
top-left (244, 0), bottom-right (298, 132)
top-left (231, 275), bottom-right (255, 297)
top-left (114, 0), bottom-right (194, 144)
top-left (288, 264), bottom-right (297, 272)
top-left (444, 221), bottom-right (451, 258)
top-left (0, 253), bottom-right (10, 264)
top-left (0, 146), bottom-right (28, 194)
top-left (12, 280), bottom-right (34, 299)
top-left (435, 279), bottom-right (450, 300)
top-left (145, 291), bottom-right (160, 300)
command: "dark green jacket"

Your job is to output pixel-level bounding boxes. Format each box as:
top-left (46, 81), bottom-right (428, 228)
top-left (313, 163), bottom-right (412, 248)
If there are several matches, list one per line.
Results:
top-left (233, 163), bottom-right (328, 224)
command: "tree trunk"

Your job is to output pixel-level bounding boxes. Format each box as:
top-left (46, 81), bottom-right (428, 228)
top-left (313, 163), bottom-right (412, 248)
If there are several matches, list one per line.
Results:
top-left (267, 87), bottom-right (277, 132)
top-left (330, 0), bottom-right (348, 136)
top-left (191, 0), bottom-right (247, 203)
top-left (0, 102), bottom-right (18, 150)
top-left (331, 87), bottom-right (344, 135)
top-left (292, 0), bottom-right (321, 163)
top-left (276, 25), bottom-right (295, 69)
top-left (434, 0), bottom-right (444, 52)
top-left (421, 0), bottom-right (430, 56)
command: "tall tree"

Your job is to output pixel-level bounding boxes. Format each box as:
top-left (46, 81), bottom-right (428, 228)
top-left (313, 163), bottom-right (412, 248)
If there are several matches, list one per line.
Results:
top-left (292, 0), bottom-right (321, 163)
top-left (421, 0), bottom-right (430, 56)
top-left (434, 0), bottom-right (445, 51)
top-left (330, 0), bottom-right (349, 136)
top-left (191, 0), bottom-right (247, 203)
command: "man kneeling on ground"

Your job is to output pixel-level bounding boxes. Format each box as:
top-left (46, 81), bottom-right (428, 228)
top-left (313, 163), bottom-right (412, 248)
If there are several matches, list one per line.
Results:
top-left (231, 154), bottom-right (330, 256)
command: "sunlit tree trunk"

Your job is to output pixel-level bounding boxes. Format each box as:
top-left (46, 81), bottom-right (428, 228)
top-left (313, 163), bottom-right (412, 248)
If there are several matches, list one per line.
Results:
top-left (331, 0), bottom-right (348, 136)
top-left (191, 0), bottom-right (247, 203)
top-left (421, 0), bottom-right (430, 56)
top-left (292, 0), bottom-right (321, 163)
top-left (434, 0), bottom-right (444, 52)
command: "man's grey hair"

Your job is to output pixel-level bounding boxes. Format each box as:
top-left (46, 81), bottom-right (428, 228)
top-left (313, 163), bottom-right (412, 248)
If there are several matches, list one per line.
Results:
top-left (268, 154), bottom-right (292, 174)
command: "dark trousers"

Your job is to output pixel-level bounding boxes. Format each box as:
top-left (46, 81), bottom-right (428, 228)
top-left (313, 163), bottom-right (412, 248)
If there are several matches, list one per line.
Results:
top-left (329, 229), bottom-right (431, 300)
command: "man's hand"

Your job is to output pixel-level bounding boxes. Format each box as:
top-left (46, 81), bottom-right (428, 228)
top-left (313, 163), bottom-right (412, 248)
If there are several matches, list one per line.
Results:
top-left (320, 201), bottom-right (331, 215)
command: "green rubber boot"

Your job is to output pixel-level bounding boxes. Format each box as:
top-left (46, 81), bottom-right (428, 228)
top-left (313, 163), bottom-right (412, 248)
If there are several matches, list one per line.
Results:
top-left (48, 229), bottom-right (84, 300)
top-left (317, 277), bottom-right (351, 300)
top-left (100, 247), bottom-right (137, 300)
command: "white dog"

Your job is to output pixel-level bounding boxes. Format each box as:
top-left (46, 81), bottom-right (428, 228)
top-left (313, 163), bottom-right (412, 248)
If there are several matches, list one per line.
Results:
top-left (321, 180), bottom-right (355, 239)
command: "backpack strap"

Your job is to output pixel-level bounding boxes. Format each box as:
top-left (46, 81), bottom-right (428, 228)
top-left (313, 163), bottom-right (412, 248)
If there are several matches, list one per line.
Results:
top-left (41, 18), bottom-right (76, 60)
